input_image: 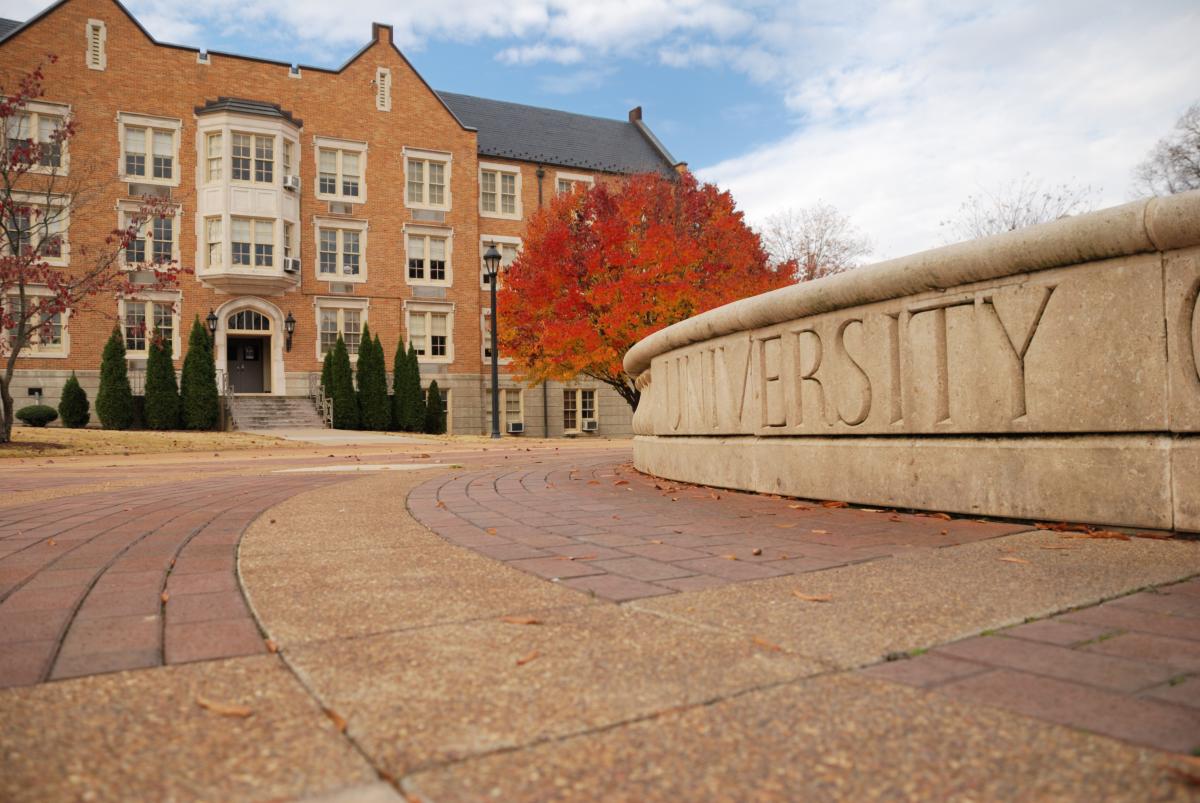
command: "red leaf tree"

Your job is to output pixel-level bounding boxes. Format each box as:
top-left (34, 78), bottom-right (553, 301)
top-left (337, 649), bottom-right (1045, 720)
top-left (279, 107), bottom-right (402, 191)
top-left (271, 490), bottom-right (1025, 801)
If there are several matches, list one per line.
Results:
top-left (498, 171), bottom-right (795, 410)
top-left (1, 57), bottom-right (181, 442)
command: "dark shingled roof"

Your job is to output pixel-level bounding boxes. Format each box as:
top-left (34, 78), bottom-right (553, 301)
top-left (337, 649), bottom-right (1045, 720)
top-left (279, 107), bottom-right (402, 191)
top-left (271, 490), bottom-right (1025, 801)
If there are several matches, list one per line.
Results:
top-left (437, 91), bottom-right (677, 175)
top-left (0, 18), bottom-right (21, 41)
top-left (195, 97), bottom-right (303, 128)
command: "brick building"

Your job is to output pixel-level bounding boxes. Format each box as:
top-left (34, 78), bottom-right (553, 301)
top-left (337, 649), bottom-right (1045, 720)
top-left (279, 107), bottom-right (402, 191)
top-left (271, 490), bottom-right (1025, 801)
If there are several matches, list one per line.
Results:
top-left (0, 0), bottom-right (681, 435)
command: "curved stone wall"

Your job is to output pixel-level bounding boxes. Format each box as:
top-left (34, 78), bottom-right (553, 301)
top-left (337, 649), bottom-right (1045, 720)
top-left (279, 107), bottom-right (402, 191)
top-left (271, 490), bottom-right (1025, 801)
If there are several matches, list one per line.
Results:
top-left (624, 190), bottom-right (1200, 532)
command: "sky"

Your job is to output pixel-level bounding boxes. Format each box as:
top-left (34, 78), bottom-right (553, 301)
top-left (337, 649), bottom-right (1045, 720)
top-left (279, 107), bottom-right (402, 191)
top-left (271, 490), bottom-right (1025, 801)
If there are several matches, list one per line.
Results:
top-left (5, 0), bottom-right (1199, 259)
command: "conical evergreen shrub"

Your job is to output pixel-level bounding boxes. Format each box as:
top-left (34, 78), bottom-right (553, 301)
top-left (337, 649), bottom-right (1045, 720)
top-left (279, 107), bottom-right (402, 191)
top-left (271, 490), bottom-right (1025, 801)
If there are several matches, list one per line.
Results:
top-left (321, 350), bottom-right (333, 398)
top-left (390, 338), bottom-right (406, 431)
top-left (144, 330), bottom-right (180, 430)
top-left (95, 328), bottom-right (134, 430)
top-left (423, 379), bottom-right (446, 434)
top-left (58, 372), bottom-right (90, 428)
top-left (180, 317), bottom-right (219, 430)
top-left (358, 332), bottom-right (390, 431)
top-left (400, 343), bottom-right (425, 431)
top-left (330, 336), bottom-right (359, 429)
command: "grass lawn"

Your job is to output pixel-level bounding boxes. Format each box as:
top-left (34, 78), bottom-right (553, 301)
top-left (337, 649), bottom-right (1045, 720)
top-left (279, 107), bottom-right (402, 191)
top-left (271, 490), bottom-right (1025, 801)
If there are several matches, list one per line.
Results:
top-left (0, 427), bottom-right (296, 458)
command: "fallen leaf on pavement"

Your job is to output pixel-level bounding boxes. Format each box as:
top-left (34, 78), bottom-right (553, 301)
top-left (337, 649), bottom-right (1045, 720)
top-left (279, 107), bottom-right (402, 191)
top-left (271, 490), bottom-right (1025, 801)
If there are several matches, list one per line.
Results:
top-left (516, 650), bottom-right (540, 666)
top-left (485, 527), bottom-right (498, 535)
top-left (775, 523), bottom-right (797, 529)
top-left (999, 556), bottom-right (1030, 564)
top-left (435, 500), bottom-right (446, 509)
top-left (47, 539), bottom-right (56, 546)
top-left (919, 512), bottom-right (953, 520)
top-left (196, 697), bottom-right (252, 718)
top-left (614, 479), bottom-right (629, 486)
top-left (792, 590), bottom-right (832, 602)
top-left (751, 548), bottom-right (763, 556)
top-left (265, 639), bottom-right (278, 653)
top-left (721, 554), bottom-right (739, 560)
top-left (821, 501), bottom-right (849, 509)
top-left (587, 480), bottom-right (600, 485)
top-left (501, 615), bottom-right (542, 625)
top-left (788, 504), bottom-right (811, 510)
top-left (752, 636), bottom-right (784, 652)
top-left (811, 529), bottom-right (829, 534)
top-left (324, 707), bottom-right (348, 733)
top-left (160, 592), bottom-right (170, 603)
top-left (1133, 531), bottom-right (1173, 540)
top-left (1035, 521), bottom-right (1092, 533)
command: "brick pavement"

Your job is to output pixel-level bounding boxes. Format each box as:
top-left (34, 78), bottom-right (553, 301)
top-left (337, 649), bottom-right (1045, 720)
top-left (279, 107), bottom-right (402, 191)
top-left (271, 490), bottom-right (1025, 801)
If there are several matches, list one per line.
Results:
top-left (861, 576), bottom-right (1200, 753)
top-left (0, 474), bottom-right (343, 688)
top-left (408, 456), bottom-right (1031, 603)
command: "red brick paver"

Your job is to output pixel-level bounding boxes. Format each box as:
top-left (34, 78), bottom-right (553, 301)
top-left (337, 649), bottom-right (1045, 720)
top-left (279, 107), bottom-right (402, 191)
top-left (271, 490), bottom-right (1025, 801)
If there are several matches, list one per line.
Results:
top-left (408, 457), bottom-right (1028, 603)
top-left (0, 474), bottom-right (341, 688)
top-left (861, 578), bottom-right (1200, 754)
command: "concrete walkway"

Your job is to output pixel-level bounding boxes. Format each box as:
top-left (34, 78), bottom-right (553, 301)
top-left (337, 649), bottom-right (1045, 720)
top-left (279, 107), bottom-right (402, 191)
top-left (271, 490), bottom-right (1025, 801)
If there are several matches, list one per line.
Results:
top-left (0, 440), bottom-right (1198, 801)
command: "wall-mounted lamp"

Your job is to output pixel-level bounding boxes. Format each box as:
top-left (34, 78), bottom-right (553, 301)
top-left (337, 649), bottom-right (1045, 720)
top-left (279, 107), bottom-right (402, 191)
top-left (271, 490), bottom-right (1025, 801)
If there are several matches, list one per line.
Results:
top-left (284, 312), bottom-right (296, 352)
top-left (205, 309), bottom-right (218, 339)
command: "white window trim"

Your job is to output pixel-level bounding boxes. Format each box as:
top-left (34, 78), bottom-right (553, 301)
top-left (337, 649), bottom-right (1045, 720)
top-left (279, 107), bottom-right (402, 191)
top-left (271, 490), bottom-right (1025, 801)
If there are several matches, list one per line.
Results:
top-left (403, 146), bottom-right (452, 211)
top-left (119, 292), bottom-right (182, 360)
top-left (8, 100), bottom-right (72, 175)
top-left (562, 387), bottom-right (597, 434)
top-left (116, 112), bottom-right (183, 187)
top-left (479, 234), bottom-right (520, 290)
top-left (11, 191), bottom-right (70, 268)
top-left (228, 130), bottom-right (279, 187)
top-left (117, 200), bottom-right (182, 270)
top-left (555, 171), bottom-right (595, 194)
top-left (404, 224), bottom-right (453, 287)
top-left (403, 300), bottom-right (455, 365)
top-left (86, 19), bottom-right (107, 71)
top-left (313, 216), bottom-right (368, 283)
top-left (375, 67), bottom-right (392, 112)
top-left (480, 308), bottom-right (512, 365)
top-left (485, 387), bottom-right (524, 431)
top-left (313, 296), bottom-right (369, 362)
top-left (313, 135), bottom-right (368, 204)
top-left (3, 287), bottom-right (70, 358)
top-left (478, 161), bottom-right (522, 220)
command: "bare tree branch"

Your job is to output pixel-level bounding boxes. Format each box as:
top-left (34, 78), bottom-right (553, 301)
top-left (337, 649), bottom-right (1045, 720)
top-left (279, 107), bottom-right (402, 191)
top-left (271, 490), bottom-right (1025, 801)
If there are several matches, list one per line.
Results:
top-left (1132, 101), bottom-right (1200, 197)
top-left (759, 202), bottom-right (871, 282)
top-left (939, 174), bottom-right (1098, 243)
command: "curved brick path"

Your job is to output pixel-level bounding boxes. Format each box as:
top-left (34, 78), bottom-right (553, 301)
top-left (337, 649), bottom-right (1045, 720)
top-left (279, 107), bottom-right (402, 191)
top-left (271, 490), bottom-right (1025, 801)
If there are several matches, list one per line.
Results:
top-left (409, 456), bottom-right (1030, 602)
top-left (0, 474), bottom-right (343, 687)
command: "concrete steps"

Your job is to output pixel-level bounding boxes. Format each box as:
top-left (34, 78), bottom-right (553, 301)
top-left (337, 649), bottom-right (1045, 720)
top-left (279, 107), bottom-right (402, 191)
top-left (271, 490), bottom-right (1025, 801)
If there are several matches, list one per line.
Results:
top-left (229, 396), bottom-right (327, 430)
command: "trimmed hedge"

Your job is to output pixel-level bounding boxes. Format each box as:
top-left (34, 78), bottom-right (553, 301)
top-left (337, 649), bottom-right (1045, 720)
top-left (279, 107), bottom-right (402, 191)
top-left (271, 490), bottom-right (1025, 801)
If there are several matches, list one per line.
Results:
top-left (423, 379), bottom-right (446, 435)
top-left (16, 404), bottom-right (58, 427)
top-left (144, 330), bottom-right (180, 430)
top-left (95, 328), bottom-right (134, 430)
top-left (357, 326), bottom-right (390, 431)
top-left (58, 373), bottom-right (90, 428)
top-left (329, 336), bottom-right (359, 430)
top-left (180, 317), bottom-right (219, 430)
top-left (394, 342), bottom-right (423, 431)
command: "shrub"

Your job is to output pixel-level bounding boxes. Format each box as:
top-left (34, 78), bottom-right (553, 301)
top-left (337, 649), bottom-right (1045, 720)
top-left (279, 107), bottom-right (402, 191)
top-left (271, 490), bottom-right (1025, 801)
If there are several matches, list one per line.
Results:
top-left (423, 380), bottom-right (446, 434)
top-left (357, 327), bottom-right (390, 431)
top-left (16, 404), bottom-right (57, 427)
top-left (321, 350), bottom-right (333, 398)
top-left (144, 330), bottom-right (180, 430)
top-left (330, 336), bottom-right (359, 429)
top-left (180, 317), bottom-right (219, 430)
top-left (95, 328), bottom-right (134, 430)
top-left (58, 373), bottom-right (90, 428)
top-left (394, 343), bottom-right (424, 431)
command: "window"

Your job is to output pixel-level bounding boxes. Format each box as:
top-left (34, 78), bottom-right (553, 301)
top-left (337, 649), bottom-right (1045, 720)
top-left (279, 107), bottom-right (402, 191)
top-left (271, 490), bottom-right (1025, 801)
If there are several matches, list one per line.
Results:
top-left (283, 222), bottom-right (294, 260)
top-left (407, 305), bottom-right (452, 361)
top-left (406, 229), bottom-right (450, 285)
top-left (3, 293), bottom-right (66, 356)
top-left (230, 218), bottom-right (274, 267)
top-left (86, 20), bottom-right (106, 71)
top-left (485, 388), bottom-right (523, 431)
top-left (479, 163), bottom-right (520, 219)
top-left (375, 68), bottom-right (392, 111)
top-left (121, 297), bottom-right (180, 357)
top-left (7, 198), bottom-right (68, 264)
top-left (480, 309), bottom-right (511, 364)
top-left (556, 171), bottom-right (594, 194)
top-left (315, 218), bottom-right (367, 281)
top-left (122, 209), bottom-right (175, 267)
top-left (563, 389), bottom-right (596, 432)
top-left (315, 303), bottom-right (366, 357)
top-left (254, 136), bottom-right (274, 183)
top-left (283, 140), bottom-right (294, 177)
top-left (405, 149), bottom-right (450, 210)
top-left (206, 133), bottom-right (222, 181)
top-left (205, 217), bottom-right (222, 267)
top-left (118, 113), bottom-right (180, 185)
top-left (315, 139), bottom-right (366, 202)
top-left (232, 133), bottom-right (251, 181)
top-left (4, 103), bottom-right (67, 170)
top-left (229, 133), bottom-right (275, 183)
top-left (480, 238), bottom-right (519, 288)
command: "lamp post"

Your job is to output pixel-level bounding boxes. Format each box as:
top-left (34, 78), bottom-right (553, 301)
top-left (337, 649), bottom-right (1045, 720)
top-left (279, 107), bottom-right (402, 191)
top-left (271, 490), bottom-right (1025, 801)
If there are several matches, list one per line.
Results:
top-left (482, 243), bottom-right (503, 439)
top-left (284, 312), bottom-right (296, 352)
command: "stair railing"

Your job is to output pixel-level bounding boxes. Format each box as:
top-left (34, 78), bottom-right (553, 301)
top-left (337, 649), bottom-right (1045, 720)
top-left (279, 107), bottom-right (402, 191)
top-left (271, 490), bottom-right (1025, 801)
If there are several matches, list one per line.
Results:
top-left (308, 372), bottom-right (333, 428)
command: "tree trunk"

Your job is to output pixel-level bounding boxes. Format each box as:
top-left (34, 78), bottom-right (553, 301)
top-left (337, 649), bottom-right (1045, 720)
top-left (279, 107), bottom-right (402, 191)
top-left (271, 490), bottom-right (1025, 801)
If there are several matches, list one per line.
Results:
top-left (588, 372), bottom-right (641, 412)
top-left (0, 375), bottom-right (13, 444)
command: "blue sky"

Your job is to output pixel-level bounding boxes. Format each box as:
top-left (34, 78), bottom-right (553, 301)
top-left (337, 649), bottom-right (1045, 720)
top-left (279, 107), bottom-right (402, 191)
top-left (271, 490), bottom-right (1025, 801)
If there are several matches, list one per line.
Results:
top-left (5, 0), bottom-right (1199, 258)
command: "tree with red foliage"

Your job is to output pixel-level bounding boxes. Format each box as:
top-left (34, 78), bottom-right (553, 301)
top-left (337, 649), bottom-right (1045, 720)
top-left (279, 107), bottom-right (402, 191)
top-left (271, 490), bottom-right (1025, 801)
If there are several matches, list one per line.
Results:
top-left (497, 171), bottom-right (794, 411)
top-left (0, 57), bottom-right (180, 442)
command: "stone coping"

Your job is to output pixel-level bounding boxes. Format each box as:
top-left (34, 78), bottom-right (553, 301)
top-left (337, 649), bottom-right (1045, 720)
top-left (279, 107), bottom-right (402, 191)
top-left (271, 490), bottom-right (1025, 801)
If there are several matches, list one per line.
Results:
top-left (624, 190), bottom-right (1200, 377)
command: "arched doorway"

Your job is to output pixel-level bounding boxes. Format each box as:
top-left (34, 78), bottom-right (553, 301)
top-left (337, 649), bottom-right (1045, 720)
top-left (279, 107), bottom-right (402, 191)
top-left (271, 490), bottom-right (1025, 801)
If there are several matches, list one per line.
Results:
top-left (214, 298), bottom-right (286, 395)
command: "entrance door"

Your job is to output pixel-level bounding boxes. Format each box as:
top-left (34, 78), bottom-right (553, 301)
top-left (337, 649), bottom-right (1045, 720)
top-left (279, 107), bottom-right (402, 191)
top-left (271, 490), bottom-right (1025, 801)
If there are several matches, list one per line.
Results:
top-left (228, 336), bottom-right (267, 393)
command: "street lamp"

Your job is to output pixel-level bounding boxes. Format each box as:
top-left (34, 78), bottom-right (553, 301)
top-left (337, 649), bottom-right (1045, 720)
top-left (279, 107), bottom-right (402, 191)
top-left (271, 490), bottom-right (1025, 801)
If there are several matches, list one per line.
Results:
top-left (482, 243), bottom-right (503, 439)
top-left (205, 309), bottom-right (218, 340)
top-left (284, 312), bottom-right (296, 352)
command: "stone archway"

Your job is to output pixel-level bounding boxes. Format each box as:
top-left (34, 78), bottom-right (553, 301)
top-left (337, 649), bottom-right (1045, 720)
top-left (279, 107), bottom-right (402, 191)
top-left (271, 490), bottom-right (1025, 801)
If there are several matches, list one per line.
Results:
top-left (213, 297), bottom-right (286, 395)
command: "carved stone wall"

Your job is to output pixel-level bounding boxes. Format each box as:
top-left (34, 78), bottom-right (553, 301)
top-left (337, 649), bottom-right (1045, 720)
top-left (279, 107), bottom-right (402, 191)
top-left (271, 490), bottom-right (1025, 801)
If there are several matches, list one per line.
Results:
top-left (625, 191), bottom-right (1200, 532)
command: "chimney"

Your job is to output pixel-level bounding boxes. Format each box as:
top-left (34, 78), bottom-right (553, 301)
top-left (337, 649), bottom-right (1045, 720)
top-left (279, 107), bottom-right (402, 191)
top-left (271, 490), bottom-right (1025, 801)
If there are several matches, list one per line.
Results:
top-left (628, 106), bottom-right (642, 123)
top-left (372, 23), bottom-right (393, 45)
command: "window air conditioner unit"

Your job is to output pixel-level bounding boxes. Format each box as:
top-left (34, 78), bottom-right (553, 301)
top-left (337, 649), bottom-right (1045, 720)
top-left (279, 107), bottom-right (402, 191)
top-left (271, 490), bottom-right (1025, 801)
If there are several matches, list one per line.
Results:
top-left (507, 421), bottom-right (524, 434)
top-left (582, 420), bottom-right (598, 432)
top-left (283, 257), bottom-right (301, 273)
top-left (282, 174), bottom-right (301, 191)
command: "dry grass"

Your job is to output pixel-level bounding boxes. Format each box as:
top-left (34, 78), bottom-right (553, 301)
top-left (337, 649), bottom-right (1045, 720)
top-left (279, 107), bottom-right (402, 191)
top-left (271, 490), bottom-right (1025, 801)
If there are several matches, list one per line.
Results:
top-left (0, 427), bottom-right (296, 458)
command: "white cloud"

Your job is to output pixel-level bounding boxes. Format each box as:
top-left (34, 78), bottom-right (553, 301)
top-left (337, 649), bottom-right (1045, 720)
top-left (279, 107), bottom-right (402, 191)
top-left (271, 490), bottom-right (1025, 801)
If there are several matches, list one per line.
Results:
top-left (498, 43), bottom-right (584, 66)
